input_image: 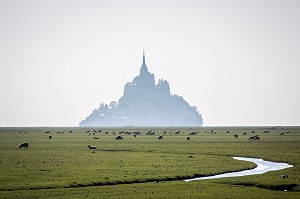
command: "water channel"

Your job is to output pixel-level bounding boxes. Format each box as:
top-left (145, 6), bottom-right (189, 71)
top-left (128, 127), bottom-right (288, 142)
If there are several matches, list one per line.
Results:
top-left (184, 157), bottom-right (293, 182)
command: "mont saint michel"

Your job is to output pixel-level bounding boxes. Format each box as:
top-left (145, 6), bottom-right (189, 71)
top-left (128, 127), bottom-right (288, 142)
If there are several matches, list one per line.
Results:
top-left (80, 51), bottom-right (203, 127)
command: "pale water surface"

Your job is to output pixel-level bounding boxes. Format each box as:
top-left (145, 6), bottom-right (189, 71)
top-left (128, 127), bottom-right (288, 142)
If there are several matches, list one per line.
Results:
top-left (184, 157), bottom-right (293, 182)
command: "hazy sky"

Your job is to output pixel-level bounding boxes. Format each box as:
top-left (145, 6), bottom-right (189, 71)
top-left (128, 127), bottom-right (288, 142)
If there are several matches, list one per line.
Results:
top-left (0, 0), bottom-right (299, 127)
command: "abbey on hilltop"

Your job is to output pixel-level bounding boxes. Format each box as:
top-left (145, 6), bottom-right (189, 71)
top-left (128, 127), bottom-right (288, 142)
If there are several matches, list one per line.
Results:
top-left (79, 51), bottom-right (203, 127)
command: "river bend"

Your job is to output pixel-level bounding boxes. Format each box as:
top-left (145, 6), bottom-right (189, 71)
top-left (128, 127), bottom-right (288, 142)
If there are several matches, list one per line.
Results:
top-left (184, 157), bottom-right (293, 182)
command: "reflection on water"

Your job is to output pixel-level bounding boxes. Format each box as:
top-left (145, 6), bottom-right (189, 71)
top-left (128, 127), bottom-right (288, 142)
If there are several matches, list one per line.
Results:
top-left (184, 157), bottom-right (293, 182)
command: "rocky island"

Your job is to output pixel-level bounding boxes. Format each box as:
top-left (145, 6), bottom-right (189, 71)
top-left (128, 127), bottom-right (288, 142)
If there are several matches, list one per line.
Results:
top-left (80, 51), bottom-right (203, 127)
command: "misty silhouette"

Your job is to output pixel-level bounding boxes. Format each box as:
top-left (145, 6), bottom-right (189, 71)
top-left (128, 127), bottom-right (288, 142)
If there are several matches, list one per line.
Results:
top-left (80, 51), bottom-right (203, 127)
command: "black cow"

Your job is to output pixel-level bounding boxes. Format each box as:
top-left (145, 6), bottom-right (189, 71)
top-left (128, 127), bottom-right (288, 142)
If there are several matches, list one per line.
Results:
top-left (189, 131), bottom-right (197, 135)
top-left (146, 131), bottom-right (155, 135)
top-left (19, 143), bottom-right (29, 149)
top-left (116, 136), bottom-right (123, 140)
top-left (281, 174), bottom-right (288, 178)
top-left (249, 136), bottom-right (255, 140)
top-left (88, 145), bottom-right (97, 149)
top-left (158, 136), bottom-right (163, 140)
top-left (249, 135), bottom-right (260, 140)
top-left (187, 136), bottom-right (191, 141)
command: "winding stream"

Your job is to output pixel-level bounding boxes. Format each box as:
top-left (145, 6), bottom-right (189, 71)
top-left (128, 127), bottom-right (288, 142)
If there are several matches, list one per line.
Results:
top-left (184, 157), bottom-right (293, 182)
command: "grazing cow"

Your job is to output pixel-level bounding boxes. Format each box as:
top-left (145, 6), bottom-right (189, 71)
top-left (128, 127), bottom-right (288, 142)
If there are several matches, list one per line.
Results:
top-left (251, 130), bottom-right (256, 134)
top-left (88, 145), bottom-right (97, 149)
top-left (133, 131), bottom-right (140, 135)
top-left (49, 135), bottom-right (52, 140)
top-left (281, 175), bottom-right (288, 178)
top-left (249, 135), bottom-right (260, 140)
top-left (234, 134), bottom-right (238, 139)
top-left (45, 130), bottom-right (50, 134)
top-left (189, 131), bottom-right (197, 135)
top-left (243, 132), bottom-right (247, 135)
top-left (116, 136), bottom-right (123, 140)
top-left (146, 130), bottom-right (155, 135)
top-left (187, 136), bottom-right (191, 141)
top-left (280, 133), bottom-right (285, 135)
top-left (94, 137), bottom-right (99, 139)
top-left (158, 136), bottom-right (163, 140)
top-left (175, 131), bottom-right (180, 135)
top-left (69, 130), bottom-right (72, 133)
top-left (226, 130), bottom-right (230, 134)
top-left (19, 143), bottom-right (29, 149)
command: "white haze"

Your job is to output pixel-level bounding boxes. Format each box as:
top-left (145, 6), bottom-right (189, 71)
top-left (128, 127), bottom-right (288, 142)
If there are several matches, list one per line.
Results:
top-left (0, 0), bottom-right (299, 127)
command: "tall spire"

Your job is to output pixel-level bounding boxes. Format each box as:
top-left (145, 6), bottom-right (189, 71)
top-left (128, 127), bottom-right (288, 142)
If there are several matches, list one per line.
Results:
top-left (143, 48), bottom-right (145, 65)
top-left (140, 48), bottom-right (148, 74)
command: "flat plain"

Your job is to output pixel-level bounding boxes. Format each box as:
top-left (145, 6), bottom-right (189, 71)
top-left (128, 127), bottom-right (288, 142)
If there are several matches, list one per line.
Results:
top-left (0, 126), bottom-right (299, 198)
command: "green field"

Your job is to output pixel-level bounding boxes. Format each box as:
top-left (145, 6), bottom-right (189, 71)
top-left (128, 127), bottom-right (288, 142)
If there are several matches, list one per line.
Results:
top-left (0, 126), bottom-right (299, 198)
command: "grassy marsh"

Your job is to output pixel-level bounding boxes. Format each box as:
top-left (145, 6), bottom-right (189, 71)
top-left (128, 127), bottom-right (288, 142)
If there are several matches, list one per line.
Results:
top-left (0, 126), bottom-right (299, 198)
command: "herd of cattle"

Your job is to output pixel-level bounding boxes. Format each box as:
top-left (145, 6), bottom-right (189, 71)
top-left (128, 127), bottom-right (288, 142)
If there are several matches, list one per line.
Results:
top-left (18, 129), bottom-right (291, 149)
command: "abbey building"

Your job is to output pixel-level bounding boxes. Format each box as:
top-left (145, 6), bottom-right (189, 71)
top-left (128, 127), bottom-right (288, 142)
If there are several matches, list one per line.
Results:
top-left (80, 51), bottom-right (203, 127)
